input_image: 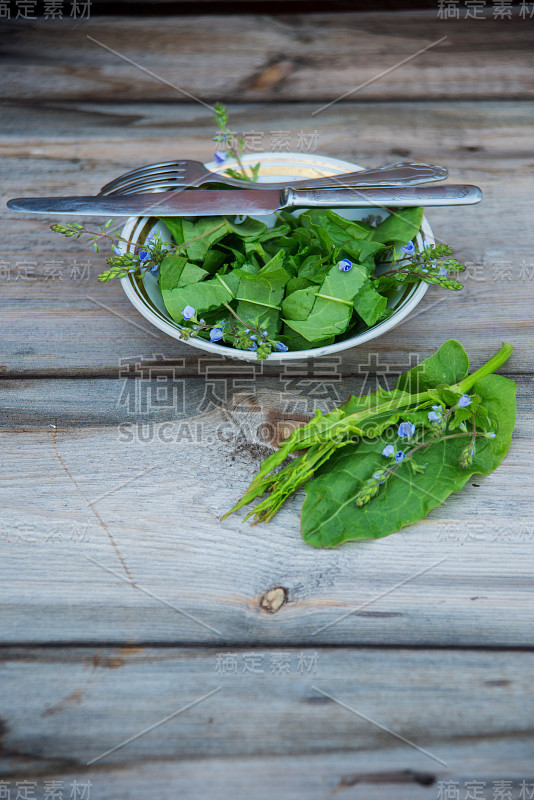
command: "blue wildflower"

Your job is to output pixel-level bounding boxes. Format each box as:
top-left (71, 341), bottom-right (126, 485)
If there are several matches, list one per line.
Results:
top-left (428, 410), bottom-right (441, 423)
top-left (250, 334), bottom-right (258, 341)
top-left (438, 265), bottom-right (448, 277)
top-left (149, 264), bottom-right (159, 276)
top-left (395, 451), bottom-right (406, 463)
top-left (458, 394), bottom-right (472, 408)
top-left (275, 342), bottom-right (289, 352)
top-left (138, 249), bottom-right (149, 261)
top-left (248, 341), bottom-right (258, 351)
top-left (182, 305), bottom-right (195, 320)
top-left (486, 432), bottom-right (496, 439)
top-left (382, 444), bottom-right (395, 458)
top-left (400, 241), bottom-right (415, 256)
top-left (398, 421), bottom-right (415, 439)
top-left (210, 327), bottom-right (224, 342)
top-left (338, 258), bottom-right (352, 272)
top-left (213, 151), bottom-right (226, 164)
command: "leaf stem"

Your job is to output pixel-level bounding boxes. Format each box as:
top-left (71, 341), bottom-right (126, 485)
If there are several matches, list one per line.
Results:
top-left (457, 343), bottom-right (513, 393)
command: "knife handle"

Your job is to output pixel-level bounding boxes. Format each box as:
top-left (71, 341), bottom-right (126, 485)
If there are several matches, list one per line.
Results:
top-left (285, 184), bottom-right (482, 208)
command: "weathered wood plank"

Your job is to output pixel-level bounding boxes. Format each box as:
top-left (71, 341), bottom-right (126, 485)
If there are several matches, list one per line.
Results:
top-left (1, 12), bottom-right (533, 102)
top-left (0, 647), bottom-right (533, 778)
top-left (6, 746), bottom-right (532, 800)
top-left (0, 378), bottom-right (531, 645)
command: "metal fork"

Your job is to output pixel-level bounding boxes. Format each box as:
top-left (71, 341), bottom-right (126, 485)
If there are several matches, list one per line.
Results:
top-left (99, 160), bottom-right (448, 195)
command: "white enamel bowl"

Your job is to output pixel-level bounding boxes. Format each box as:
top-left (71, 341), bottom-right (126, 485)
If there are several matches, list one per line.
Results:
top-left (119, 152), bottom-right (433, 361)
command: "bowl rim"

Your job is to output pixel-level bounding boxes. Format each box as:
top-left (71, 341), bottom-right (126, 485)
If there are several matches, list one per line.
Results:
top-left (119, 151), bottom-right (432, 361)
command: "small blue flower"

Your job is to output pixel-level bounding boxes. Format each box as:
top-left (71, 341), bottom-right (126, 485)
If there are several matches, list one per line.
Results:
top-left (400, 241), bottom-right (416, 256)
top-left (149, 264), bottom-right (159, 276)
top-left (395, 451), bottom-right (406, 463)
top-left (250, 334), bottom-right (258, 341)
top-left (486, 431), bottom-right (496, 439)
top-left (458, 394), bottom-right (472, 408)
top-left (213, 151), bottom-right (226, 164)
top-left (372, 471), bottom-right (386, 485)
top-left (382, 444), bottom-right (395, 458)
top-left (275, 342), bottom-right (289, 352)
top-left (338, 258), bottom-right (352, 272)
top-left (248, 341), bottom-right (258, 351)
top-left (428, 410), bottom-right (441, 423)
top-left (182, 305), bottom-right (195, 320)
top-left (210, 327), bottom-right (224, 342)
top-left (438, 265), bottom-right (448, 277)
top-left (138, 249), bottom-right (149, 262)
top-left (398, 421), bottom-right (415, 439)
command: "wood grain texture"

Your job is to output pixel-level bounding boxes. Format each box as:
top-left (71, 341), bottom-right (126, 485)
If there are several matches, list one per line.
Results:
top-left (2, 13), bottom-right (534, 791)
top-left (1, 12), bottom-right (533, 102)
top-left (1, 647), bottom-right (533, 778)
top-left (0, 379), bottom-right (531, 645)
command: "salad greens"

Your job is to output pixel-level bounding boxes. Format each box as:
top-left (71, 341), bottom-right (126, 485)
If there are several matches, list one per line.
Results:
top-left (52, 207), bottom-right (466, 359)
top-left (153, 207), bottom-right (465, 358)
top-left (223, 340), bottom-right (516, 546)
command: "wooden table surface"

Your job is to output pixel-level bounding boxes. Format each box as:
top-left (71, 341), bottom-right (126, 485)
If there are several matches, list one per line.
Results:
top-left (1, 8), bottom-right (533, 799)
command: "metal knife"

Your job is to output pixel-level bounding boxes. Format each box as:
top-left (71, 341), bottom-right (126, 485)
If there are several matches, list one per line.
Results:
top-left (7, 185), bottom-right (482, 217)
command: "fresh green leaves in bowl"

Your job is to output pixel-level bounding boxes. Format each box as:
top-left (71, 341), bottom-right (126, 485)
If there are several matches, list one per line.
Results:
top-left (223, 340), bottom-right (516, 546)
top-left (149, 206), bottom-right (465, 359)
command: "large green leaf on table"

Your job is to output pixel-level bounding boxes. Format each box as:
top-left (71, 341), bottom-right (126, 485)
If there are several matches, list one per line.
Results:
top-left (368, 206), bottom-right (424, 246)
top-left (283, 261), bottom-right (368, 342)
top-left (162, 270), bottom-right (240, 322)
top-left (395, 339), bottom-right (470, 393)
top-left (301, 371), bottom-right (516, 547)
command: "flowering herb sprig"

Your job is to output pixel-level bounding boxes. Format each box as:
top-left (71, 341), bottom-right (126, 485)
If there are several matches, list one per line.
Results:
top-left (51, 220), bottom-right (227, 283)
top-left (223, 340), bottom-right (516, 546)
top-left (212, 103), bottom-right (261, 183)
top-left (375, 242), bottom-right (466, 292)
top-left (178, 301), bottom-right (288, 361)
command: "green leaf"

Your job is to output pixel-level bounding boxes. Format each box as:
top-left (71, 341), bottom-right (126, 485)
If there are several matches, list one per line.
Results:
top-left (395, 339), bottom-right (470, 393)
top-left (369, 207), bottom-right (424, 246)
top-left (281, 287), bottom-right (317, 320)
top-left (286, 276), bottom-right (314, 295)
top-left (159, 255), bottom-right (188, 292)
top-left (162, 270), bottom-right (240, 322)
top-left (283, 261), bottom-right (368, 342)
top-left (301, 370), bottom-right (516, 547)
top-left (353, 282), bottom-right (388, 327)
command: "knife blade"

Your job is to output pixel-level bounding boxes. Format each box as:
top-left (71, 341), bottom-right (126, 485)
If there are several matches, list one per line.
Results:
top-left (7, 184), bottom-right (482, 217)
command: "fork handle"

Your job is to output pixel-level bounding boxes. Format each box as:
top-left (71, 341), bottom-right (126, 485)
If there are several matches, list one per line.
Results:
top-left (211, 161), bottom-right (448, 189)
